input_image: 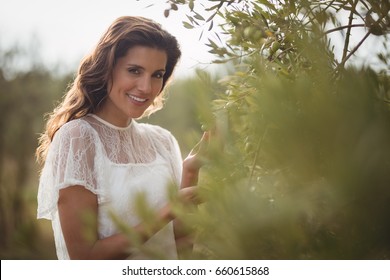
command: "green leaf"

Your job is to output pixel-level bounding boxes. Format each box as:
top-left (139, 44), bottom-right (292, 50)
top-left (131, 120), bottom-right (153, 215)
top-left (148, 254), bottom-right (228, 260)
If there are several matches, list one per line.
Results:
top-left (255, 0), bottom-right (277, 13)
top-left (189, 0), bottom-right (194, 11)
top-left (194, 12), bottom-right (205, 21)
top-left (208, 20), bottom-right (214, 31)
top-left (182, 21), bottom-right (194, 29)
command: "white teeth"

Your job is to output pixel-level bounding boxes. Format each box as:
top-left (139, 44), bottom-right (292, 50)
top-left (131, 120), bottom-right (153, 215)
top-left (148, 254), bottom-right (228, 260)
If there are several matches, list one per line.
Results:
top-left (127, 94), bottom-right (147, 102)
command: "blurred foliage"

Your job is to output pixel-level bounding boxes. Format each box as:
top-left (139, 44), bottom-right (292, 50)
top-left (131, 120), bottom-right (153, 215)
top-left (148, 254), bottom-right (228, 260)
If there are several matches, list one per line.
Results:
top-left (143, 0), bottom-right (390, 259)
top-left (0, 45), bottom-right (72, 259)
top-left (185, 65), bottom-right (390, 259)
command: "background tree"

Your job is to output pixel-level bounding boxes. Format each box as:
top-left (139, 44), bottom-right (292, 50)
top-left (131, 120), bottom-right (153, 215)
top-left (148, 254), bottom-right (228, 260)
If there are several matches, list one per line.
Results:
top-left (0, 45), bottom-right (71, 259)
top-left (156, 0), bottom-right (390, 259)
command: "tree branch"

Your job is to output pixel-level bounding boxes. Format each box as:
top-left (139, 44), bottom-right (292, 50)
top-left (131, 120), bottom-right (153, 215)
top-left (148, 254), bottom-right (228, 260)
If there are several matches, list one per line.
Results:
top-left (341, 0), bottom-right (359, 63)
top-left (324, 24), bottom-right (365, 35)
top-left (334, 4), bottom-right (389, 73)
top-left (341, 30), bottom-right (371, 65)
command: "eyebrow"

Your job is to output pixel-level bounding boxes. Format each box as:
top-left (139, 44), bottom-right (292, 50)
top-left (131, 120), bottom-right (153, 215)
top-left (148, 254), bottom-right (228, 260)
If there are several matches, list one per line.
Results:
top-left (126, 64), bottom-right (166, 72)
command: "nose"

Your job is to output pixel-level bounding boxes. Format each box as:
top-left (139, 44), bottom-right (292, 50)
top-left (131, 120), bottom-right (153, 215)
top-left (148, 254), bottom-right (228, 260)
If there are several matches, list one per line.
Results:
top-left (137, 76), bottom-right (152, 94)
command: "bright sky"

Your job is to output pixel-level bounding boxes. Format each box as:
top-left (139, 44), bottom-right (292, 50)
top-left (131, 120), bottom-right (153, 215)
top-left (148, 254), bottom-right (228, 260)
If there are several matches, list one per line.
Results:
top-left (0, 0), bottom-right (388, 76)
top-left (0, 0), bottom-right (218, 77)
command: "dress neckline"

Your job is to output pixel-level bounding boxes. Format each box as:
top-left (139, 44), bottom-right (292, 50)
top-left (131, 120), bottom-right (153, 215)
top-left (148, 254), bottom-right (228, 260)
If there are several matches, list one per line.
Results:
top-left (88, 114), bottom-right (133, 131)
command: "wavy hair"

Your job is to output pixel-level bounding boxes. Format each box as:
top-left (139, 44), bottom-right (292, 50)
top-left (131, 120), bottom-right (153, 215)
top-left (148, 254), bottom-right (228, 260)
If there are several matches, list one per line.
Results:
top-left (36, 16), bottom-right (181, 164)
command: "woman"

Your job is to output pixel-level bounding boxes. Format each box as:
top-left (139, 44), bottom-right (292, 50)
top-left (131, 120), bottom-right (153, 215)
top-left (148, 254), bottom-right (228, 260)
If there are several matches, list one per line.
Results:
top-left (36, 16), bottom-right (206, 260)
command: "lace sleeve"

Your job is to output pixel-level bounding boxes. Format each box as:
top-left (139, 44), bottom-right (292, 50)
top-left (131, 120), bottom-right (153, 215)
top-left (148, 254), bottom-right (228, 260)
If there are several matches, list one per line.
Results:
top-left (37, 120), bottom-right (103, 220)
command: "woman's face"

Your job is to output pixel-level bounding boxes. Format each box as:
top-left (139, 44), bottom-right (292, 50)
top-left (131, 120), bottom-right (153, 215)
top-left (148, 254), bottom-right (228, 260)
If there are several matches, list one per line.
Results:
top-left (97, 45), bottom-right (167, 127)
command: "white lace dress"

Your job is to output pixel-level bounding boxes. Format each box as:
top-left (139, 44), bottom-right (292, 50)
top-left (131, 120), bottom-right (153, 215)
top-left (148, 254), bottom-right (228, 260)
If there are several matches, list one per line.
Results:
top-left (37, 114), bottom-right (183, 259)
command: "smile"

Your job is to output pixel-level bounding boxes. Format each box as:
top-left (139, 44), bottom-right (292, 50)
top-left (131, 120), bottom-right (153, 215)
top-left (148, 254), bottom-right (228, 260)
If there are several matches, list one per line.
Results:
top-left (126, 94), bottom-right (148, 103)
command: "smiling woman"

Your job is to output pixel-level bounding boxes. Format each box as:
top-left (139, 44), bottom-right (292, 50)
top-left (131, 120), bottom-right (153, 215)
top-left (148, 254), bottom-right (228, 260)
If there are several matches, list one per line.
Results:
top-left (97, 46), bottom-right (168, 126)
top-left (35, 16), bottom-right (209, 260)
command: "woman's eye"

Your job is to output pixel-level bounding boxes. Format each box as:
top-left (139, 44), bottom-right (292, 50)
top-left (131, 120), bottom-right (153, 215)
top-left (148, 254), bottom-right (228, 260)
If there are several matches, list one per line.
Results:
top-left (128, 68), bottom-right (140, 74)
top-left (154, 72), bottom-right (164, 79)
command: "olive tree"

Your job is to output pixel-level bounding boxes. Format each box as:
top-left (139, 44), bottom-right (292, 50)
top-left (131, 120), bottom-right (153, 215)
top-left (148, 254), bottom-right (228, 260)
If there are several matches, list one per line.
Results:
top-left (140, 0), bottom-right (390, 259)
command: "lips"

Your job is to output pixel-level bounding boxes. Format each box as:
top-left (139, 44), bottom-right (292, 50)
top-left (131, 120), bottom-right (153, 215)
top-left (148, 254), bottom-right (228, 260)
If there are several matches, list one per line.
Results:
top-left (126, 93), bottom-right (148, 103)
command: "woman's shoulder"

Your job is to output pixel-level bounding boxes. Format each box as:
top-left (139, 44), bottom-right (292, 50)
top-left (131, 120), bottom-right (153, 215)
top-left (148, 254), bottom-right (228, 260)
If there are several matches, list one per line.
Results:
top-left (54, 117), bottom-right (97, 141)
top-left (46, 118), bottom-right (100, 163)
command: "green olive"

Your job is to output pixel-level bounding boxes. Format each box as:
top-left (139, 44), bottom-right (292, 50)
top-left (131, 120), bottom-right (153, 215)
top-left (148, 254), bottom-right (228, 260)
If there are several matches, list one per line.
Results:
top-left (270, 41), bottom-right (281, 54)
top-left (244, 26), bottom-right (255, 38)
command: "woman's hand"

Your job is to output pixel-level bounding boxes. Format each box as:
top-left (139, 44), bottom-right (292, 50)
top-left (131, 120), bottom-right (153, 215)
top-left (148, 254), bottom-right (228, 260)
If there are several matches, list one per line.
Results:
top-left (178, 186), bottom-right (201, 205)
top-left (181, 132), bottom-right (210, 188)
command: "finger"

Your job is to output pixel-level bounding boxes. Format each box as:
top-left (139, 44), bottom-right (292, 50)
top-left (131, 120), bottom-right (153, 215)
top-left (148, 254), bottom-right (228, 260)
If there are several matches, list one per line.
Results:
top-left (189, 131), bottom-right (209, 156)
top-left (197, 131), bottom-right (210, 157)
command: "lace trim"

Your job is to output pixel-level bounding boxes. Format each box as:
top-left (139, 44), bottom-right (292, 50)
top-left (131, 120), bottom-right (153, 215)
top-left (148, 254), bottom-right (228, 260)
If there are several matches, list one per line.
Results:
top-left (88, 114), bottom-right (133, 131)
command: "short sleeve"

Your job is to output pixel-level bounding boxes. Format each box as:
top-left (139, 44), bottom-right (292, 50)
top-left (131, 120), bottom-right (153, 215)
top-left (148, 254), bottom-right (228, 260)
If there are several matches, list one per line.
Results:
top-left (37, 120), bottom-right (103, 220)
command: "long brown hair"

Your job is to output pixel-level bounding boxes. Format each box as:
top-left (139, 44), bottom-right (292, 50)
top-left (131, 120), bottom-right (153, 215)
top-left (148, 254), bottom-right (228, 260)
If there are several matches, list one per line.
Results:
top-left (36, 16), bottom-right (181, 164)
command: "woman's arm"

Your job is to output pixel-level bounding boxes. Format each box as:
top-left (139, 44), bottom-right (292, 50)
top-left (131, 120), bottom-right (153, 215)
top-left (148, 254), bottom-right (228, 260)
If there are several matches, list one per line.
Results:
top-left (175, 132), bottom-right (210, 256)
top-left (58, 185), bottom-right (173, 260)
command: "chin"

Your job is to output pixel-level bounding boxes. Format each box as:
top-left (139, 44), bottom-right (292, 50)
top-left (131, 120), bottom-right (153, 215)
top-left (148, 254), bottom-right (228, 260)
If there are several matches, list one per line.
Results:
top-left (128, 111), bottom-right (146, 119)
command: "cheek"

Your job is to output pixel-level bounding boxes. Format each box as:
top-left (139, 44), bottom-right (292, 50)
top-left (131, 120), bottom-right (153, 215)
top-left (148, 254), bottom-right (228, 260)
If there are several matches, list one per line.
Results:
top-left (111, 71), bottom-right (131, 89)
top-left (153, 80), bottom-right (164, 95)
top-left (107, 76), bottom-right (120, 95)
